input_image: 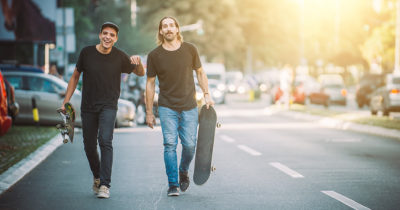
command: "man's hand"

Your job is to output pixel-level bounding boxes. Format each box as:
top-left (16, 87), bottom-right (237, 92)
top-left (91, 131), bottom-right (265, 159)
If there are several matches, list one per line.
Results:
top-left (146, 113), bottom-right (156, 129)
top-left (204, 93), bottom-right (215, 109)
top-left (130, 55), bottom-right (141, 65)
top-left (59, 102), bottom-right (67, 113)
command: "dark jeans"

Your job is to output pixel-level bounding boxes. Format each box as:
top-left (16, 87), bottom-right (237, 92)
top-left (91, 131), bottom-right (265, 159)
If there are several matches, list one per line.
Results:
top-left (81, 108), bottom-right (117, 188)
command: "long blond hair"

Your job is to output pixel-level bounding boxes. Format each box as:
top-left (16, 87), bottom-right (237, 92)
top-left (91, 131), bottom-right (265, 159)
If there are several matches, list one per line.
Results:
top-left (157, 16), bottom-right (183, 45)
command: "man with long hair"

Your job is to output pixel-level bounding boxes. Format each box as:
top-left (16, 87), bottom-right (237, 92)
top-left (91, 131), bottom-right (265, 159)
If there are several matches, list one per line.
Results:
top-left (146, 17), bottom-right (214, 196)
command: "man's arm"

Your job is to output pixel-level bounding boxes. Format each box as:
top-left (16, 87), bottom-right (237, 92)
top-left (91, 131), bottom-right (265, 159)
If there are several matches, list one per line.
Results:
top-left (145, 76), bottom-right (156, 128)
top-left (130, 55), bottom-right (145, 76)
top-left (61, 68), bottom-right (81, 108)
top-left (195, 67), bottom-right (215, 108)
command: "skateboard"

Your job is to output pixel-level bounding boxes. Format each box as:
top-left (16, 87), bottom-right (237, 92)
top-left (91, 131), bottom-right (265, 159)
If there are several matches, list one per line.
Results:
top-left (193, 105), bottom-right (220, 185)
top-left (56, 102), bottom-right (75, 144)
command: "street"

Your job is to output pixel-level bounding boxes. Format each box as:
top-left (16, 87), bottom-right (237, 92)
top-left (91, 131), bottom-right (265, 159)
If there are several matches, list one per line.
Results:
top-left (0, 94), bottom-right (400, 210)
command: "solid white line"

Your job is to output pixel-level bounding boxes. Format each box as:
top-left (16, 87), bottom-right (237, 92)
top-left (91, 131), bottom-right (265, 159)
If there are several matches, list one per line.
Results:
top-left (269, 162), bottom-right (304, 178)
top-left (322, 191), bottom-right (371, 210)
top-left (219, 134), bottom-right (235, 143)
top-left (237, 145), bottom-right (262, 156)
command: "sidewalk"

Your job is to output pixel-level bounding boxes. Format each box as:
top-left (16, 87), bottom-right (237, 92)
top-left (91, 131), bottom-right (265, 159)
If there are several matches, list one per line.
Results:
top-left (0, 134), bottom-right (63, 195)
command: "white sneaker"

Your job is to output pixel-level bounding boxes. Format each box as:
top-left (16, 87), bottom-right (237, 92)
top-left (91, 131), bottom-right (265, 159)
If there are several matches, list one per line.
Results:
top-left (93, 178), bottom-right (100, 194)
top-left (97, 185), bottom-right (110, 198)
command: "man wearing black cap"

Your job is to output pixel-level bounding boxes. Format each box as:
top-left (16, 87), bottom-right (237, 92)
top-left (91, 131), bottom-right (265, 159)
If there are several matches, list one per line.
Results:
top-left (61, 22), bottom-right (144, 199)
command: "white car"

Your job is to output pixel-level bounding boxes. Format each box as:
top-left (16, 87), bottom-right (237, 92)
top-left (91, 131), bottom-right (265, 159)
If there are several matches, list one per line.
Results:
top-left (3, 71), bottom-right (135, 127)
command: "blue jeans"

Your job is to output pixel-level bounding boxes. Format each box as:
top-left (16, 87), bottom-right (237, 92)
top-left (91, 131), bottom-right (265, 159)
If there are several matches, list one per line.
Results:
top-left (158, 106), bottom-right (198, 187)
top-left (81, 108), bottom-right (117, 188)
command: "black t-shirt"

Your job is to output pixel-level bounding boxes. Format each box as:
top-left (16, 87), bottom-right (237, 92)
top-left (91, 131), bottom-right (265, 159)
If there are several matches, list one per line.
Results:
top-left (147, 42), bottom-right (201, 111)
top-left (76, 46), bottom-right (137, 112)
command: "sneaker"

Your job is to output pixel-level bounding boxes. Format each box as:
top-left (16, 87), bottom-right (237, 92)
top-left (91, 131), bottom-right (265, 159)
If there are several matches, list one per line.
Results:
top-left (97, 185), bottom-right (110, 198)
top-left (92, 178), bottom-right (100, 194)
top-left (167, 186), bottom-right (180, 196)
top-left (179, 171), bottom-right (190, 192)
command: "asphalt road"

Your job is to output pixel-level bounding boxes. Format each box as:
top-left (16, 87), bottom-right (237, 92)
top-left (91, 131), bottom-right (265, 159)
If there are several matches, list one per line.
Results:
top-left (0, 94), bottom-right (399, 210)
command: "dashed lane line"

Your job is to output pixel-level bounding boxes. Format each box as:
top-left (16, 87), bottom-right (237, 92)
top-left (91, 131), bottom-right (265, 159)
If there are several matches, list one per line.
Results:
top-left (237, 145), bottom-right (262, 156)
top-left (269, 162), bottom-right (304, 178)
top-left (219, 134), bottom-right (235, 143)
top-left (321, 191), bottom-right (371, 210)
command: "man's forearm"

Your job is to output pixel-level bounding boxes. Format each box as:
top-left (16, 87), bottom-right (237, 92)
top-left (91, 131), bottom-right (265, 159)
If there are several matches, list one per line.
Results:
top-left (134, 63), bottom-right (145, 76)
top-left (145, 83), bottom-right (155, 115)
top-left (63, 75), bottom-right (79, 104)
top-left (196, 69), bottom-right (209, 95)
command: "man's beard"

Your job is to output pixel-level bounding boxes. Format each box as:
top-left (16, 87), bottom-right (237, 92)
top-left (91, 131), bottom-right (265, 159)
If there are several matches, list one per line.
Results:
top-left (163, 33), bottom-right (176, 42)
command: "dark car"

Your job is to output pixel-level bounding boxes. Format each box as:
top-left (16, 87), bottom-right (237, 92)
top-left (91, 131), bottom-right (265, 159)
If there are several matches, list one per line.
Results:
top-left (309, 83), bottom-right (347, 107)
top-left (370, 74), bottom-right (400, 116)
top-left (356, 74), bottom-right (385, 108)
top-left (0, 64), bottom-right (43, 73)
top-left (121, 74), bottom-right (159, 125)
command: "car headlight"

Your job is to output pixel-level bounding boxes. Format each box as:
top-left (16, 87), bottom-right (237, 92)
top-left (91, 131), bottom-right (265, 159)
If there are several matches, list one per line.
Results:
top-left (196, 92), bottom-right (203, 100)
top-left (213, 90), bottom-right (222, 98)
top-left (217, 84), bottom-right (226, 91)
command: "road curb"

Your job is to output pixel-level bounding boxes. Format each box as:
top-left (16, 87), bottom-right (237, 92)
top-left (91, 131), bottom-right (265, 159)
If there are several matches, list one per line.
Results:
top-left (0, 134), bottom-right (63, 195)
top-left (281, 111), bottom-right (400, 140)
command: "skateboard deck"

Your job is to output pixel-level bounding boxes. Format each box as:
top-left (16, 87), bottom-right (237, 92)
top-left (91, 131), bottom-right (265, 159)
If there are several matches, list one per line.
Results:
top-left (56, 102), bottom-right (75, 144)
top-left (193, 105), bottom-right (218, 185)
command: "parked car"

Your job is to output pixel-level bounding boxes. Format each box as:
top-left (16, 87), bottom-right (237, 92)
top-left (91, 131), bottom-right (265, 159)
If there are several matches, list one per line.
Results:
top-left (121, 74), bottom-right (158, 125)
top-left (115, 99), bottom-right (136, 128)
top-left (0, 64), bottom-right (43, 73)
top-left (3, 71), bottom-right (135, 127)
top-left (309, 83), bottom-right (347, 107)
top-left (208, 79), bottom-right (226, 104)
top-left (0, 71), bottom-right (12, 136)
top-left (356, 74), bottom-right (385, 108)
top-left (370, 74), bottom-right (400, 116)
top-left (3, 71), bottom-right (82, 126)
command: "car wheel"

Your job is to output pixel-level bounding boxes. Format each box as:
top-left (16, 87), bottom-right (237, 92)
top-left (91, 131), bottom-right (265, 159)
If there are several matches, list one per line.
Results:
top-left (136, 104), bottom-right (146, 125)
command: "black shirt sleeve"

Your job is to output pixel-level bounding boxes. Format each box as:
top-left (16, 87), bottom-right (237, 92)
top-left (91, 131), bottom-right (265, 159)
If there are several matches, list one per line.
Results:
top-left (147, 52), bottom-right (157, 77)
top-left (120, 50), bottom-right (137, 74)
top-left (76, 47), bottom-right (86, 73)
top-left (190, 44), bottom-right (202, 70)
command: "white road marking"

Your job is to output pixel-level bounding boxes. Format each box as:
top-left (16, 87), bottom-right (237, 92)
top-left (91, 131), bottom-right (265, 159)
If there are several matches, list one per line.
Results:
top-left (321, 191), bottom-right (371, 210)
top-left (269, 162), bottom-right (304, 178)
top-left (237, 145), bottom-right (262, 156)
top-left (325, 138), bottom-right (362, 143)
top-left (219, 134), bottom-right (235, 143)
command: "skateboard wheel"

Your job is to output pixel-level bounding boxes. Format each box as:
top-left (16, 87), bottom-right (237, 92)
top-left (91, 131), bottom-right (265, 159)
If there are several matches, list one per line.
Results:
top-left (63, 139), bottom-right (68, 144)
top-left (211, 166), bottom-right (216, 172)
top-left (216, 122), bottom-right (221, 128)
top-left (56, 124), bottom-right (62, 129)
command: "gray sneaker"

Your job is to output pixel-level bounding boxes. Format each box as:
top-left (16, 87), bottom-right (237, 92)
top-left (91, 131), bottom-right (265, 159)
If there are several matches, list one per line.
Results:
top-left (179, 171), bottom-right (190, 192)
top-left (167, 186), bottom-right (180, 196)
top-left (92, 178), bottom-right (100, 194)
top-left (97, 185), bottom-right (110, 198)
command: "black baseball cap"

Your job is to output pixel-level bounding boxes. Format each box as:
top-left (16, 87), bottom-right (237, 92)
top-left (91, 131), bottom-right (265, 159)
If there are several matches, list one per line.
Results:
top-left (101, 22), bottom-right (119, 34)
